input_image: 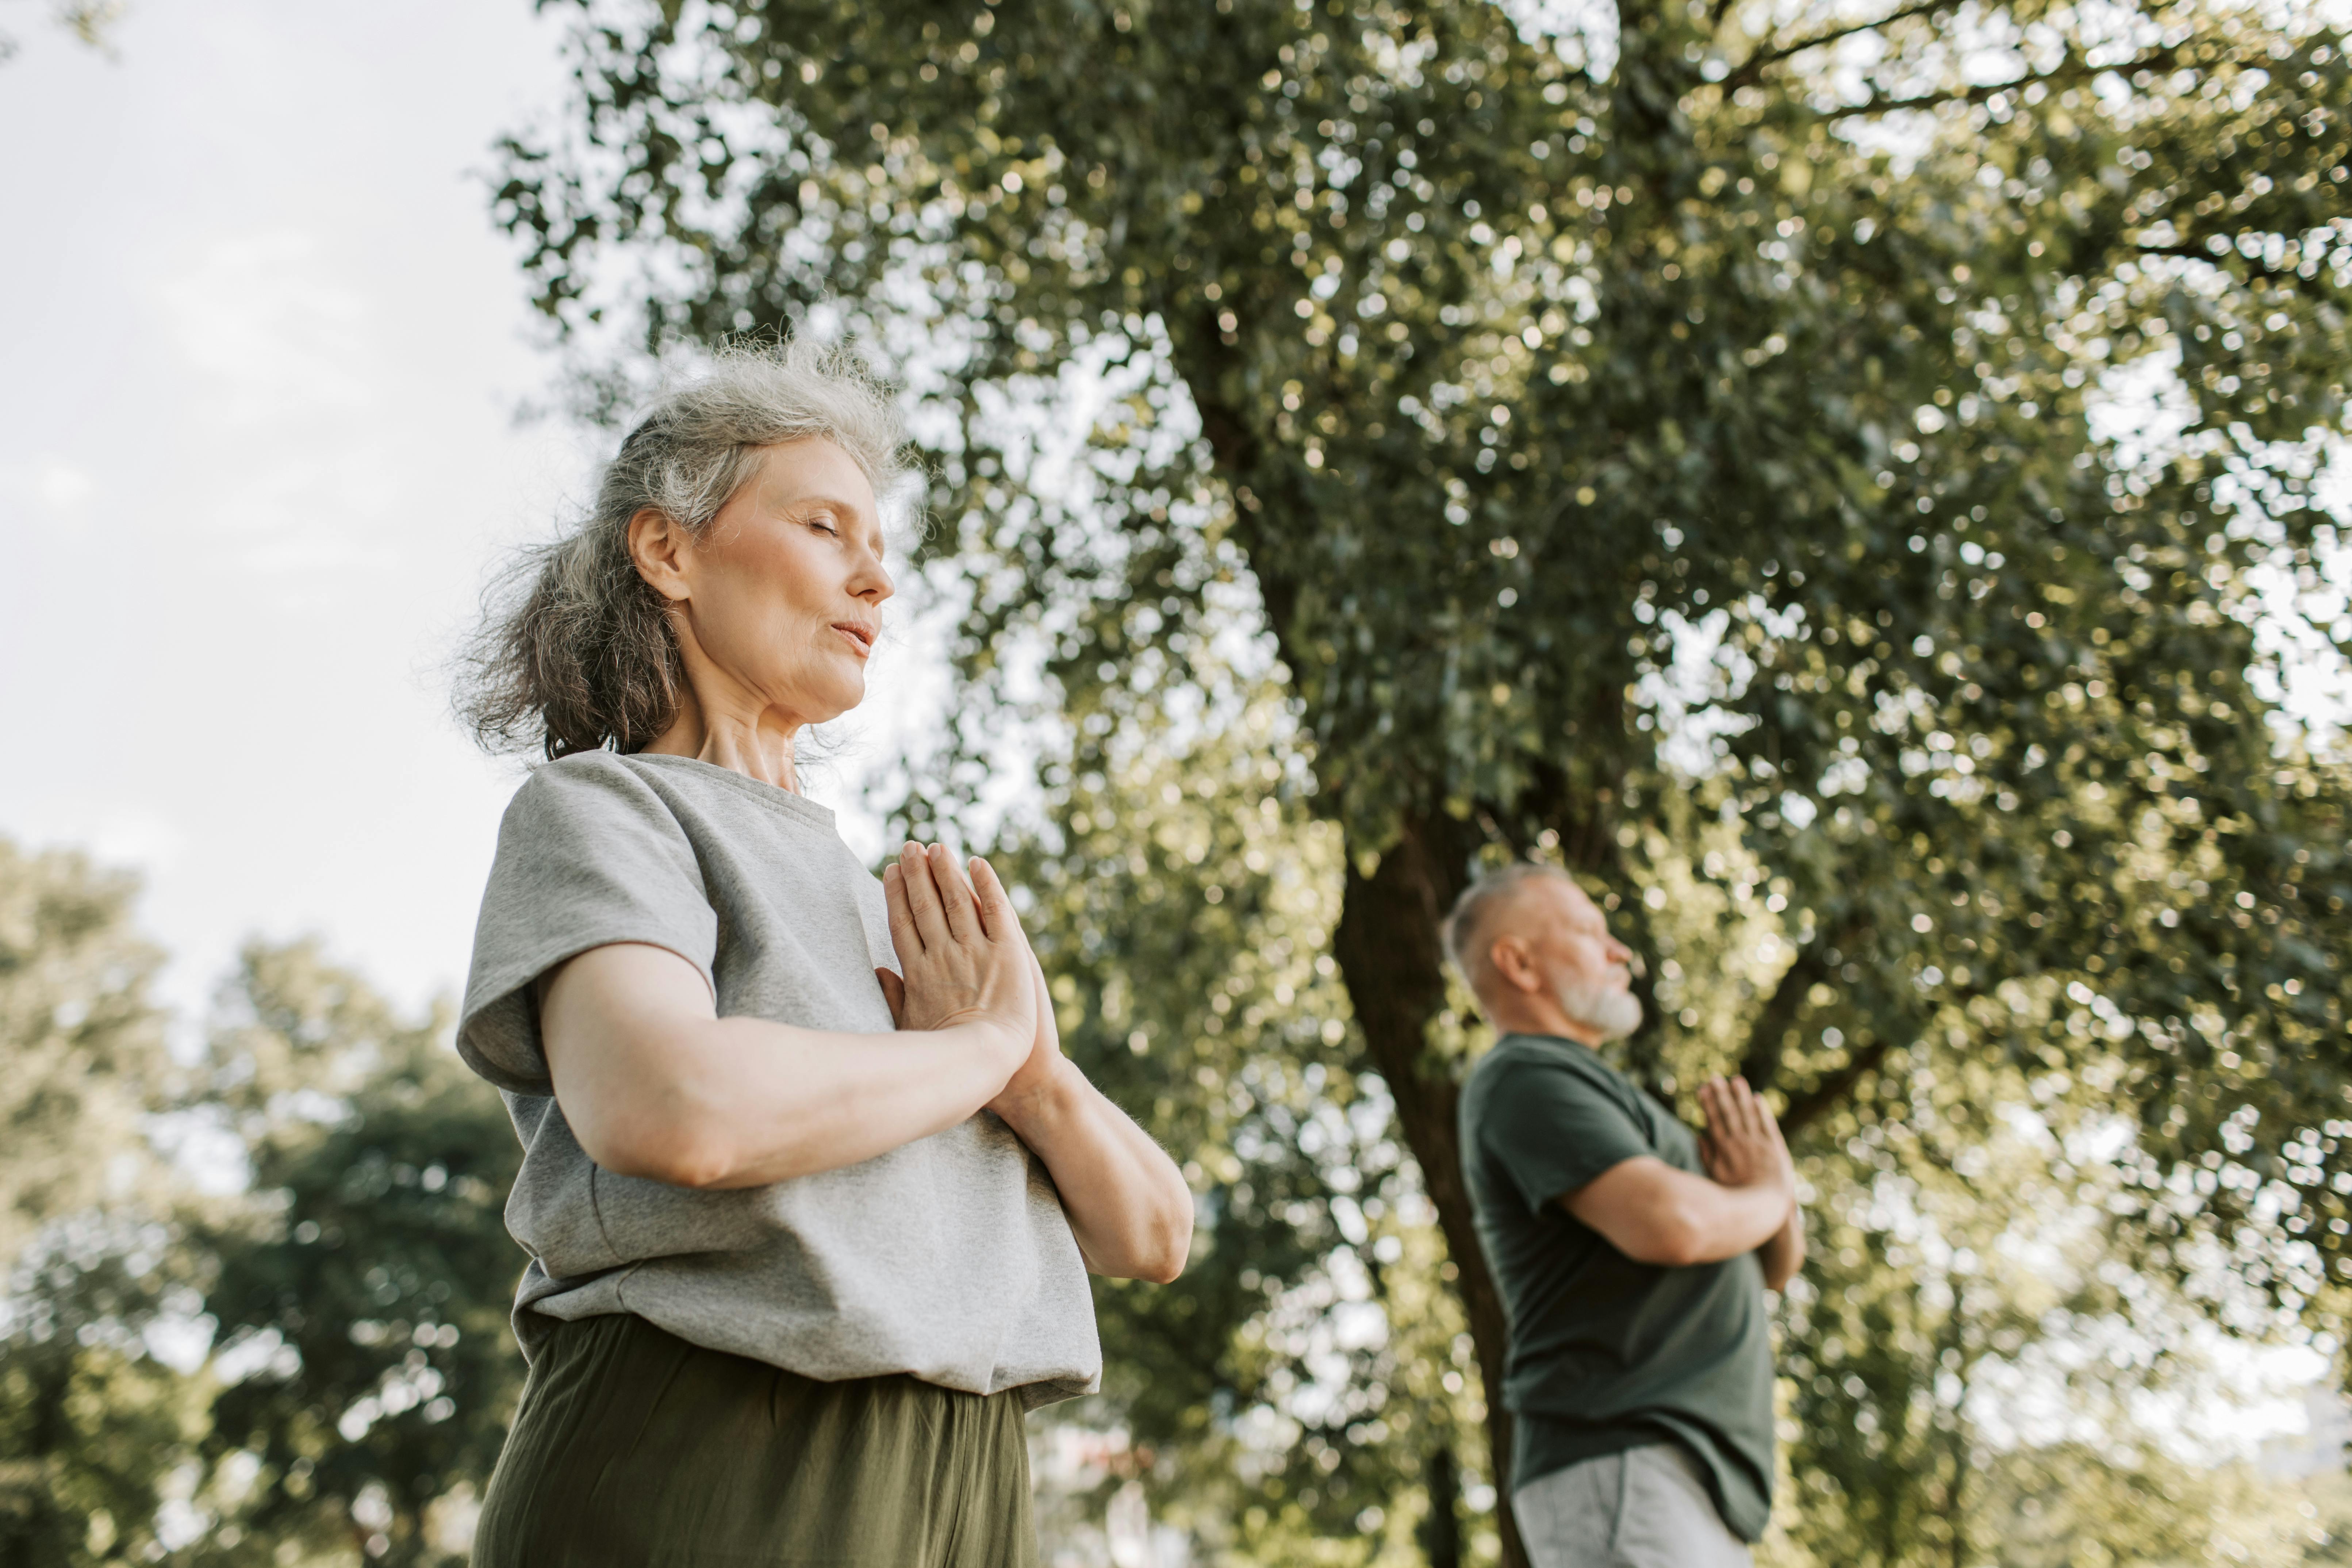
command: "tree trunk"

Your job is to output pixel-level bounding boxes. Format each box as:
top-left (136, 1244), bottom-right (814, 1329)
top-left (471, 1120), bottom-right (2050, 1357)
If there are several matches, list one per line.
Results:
top-left (1330, 808), bottom-right (1527, 1568)
top-left (1418, 1445), bottom-right (1463, 1568)
top-left (1186, 372), bottom-right (1531, 1565)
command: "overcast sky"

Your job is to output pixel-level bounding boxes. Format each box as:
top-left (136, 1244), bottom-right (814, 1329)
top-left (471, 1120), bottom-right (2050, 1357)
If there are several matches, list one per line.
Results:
top-left (0, 0), bottom-right (936, 1024)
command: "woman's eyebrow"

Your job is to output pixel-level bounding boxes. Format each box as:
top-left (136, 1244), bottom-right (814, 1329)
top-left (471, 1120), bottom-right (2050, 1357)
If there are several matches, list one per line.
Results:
top-left (776, 492), bottom-right (885, 560)
top-left (782, 493), bottom-right (864, 514)
top-left (780, 494), bottom-right (871, 528)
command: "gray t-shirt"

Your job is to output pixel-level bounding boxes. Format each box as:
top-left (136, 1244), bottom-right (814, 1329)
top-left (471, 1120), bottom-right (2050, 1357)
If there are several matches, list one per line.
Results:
top-left (457, 751), bottom-right (1101, 1408)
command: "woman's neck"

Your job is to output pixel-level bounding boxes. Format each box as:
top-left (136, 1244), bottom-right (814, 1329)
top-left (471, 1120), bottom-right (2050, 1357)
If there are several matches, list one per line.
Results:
top-left (644, 687), bottom-right (802, 793)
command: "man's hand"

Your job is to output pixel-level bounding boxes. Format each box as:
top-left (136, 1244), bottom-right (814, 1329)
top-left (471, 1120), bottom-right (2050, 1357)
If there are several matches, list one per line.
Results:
top-left (1697, 1075), bottom-right (1795, 1199)
top-left (1699, 1075), bottom-right (1804, 1289)
top-left (1560, 1077), bottom-right (1802, 1275)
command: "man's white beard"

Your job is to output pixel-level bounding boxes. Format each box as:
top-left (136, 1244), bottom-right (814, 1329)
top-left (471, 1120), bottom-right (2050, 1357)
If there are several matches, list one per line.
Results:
top-left (1557, 980), bottom-right (1643, 1043)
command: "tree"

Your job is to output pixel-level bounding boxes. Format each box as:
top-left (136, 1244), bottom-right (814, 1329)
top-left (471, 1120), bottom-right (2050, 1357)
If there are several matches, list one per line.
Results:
top-left (0, 838), bottom-right (526, 1567)
top-left (0, 843), bottom-right (172, 1272)
top-left (0, 1230), bottom-right (208, 1568)
top-left (0, 841), bottom-right (192, 1568)
top-left (999, 686), bottom-right (1486, 1561)
top-left (190, 942), bottom-right (524, 1567)
top-left (497, 0), bottom-right (2352, 1557)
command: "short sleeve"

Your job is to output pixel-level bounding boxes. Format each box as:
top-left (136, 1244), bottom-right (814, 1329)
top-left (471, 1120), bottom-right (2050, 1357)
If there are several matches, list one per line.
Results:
top-left (1478, 1056), bottom-right (1657, 1215)
top-left (457, 756), bottom-right (718, 1095)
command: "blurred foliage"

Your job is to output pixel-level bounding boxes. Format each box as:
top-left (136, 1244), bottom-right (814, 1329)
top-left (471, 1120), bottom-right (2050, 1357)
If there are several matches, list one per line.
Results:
top-left (998, 684), bottom-right (1481, 1562)
top-left (1963, 1447), bottom-right (2352, 1567)
top-left (0, 843), bottom-right (193, 1565)
top-left (184, 942), bottom-right (525, 1567)
top-left (0, 842), bottom-right (171, 1268)
top-left (495, 0), bottom-right (2352, 1560)
top-left (0, 844), bottom-right (525, 1568)
top-left (0, 2), bottom-right (128, 63)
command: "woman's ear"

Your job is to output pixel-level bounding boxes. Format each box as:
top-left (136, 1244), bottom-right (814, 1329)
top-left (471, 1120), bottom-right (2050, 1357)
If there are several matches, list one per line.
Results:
top-left (626, 508), bottom-right (694, 602)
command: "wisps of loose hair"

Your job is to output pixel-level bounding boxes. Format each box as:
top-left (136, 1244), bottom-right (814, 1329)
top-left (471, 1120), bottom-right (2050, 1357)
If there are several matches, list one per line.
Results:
top-left (457, 340), bottom-right (909, 759)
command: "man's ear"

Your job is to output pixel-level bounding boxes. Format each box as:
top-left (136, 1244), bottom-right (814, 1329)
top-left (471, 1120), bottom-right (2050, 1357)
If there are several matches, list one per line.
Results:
top-left (1488, 935), bottom-right (1540, 995)
top-left (626, 507), bottom-right (694, 603)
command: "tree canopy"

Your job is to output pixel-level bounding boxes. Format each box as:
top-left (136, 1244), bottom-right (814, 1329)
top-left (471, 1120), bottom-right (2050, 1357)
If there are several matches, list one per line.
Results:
top-left (496, 0), bottom-right (2352, 1560)
top-left (0, 843), bottom-right (526, 1568)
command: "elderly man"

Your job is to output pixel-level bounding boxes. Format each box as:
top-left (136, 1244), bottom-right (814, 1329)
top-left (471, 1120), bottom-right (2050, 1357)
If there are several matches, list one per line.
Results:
top-left (1448, 863), bottom-right (1803, 1568)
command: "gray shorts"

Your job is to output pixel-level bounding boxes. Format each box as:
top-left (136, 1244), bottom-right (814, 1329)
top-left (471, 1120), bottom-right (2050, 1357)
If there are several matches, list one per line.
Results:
top-left (1513, 1442), bottom-right (1753, 1568)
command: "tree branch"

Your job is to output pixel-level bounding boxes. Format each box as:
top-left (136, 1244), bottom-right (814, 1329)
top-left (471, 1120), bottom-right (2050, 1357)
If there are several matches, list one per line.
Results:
top-left (1818, 44), bottom-right (2182, 122)
top-left (1737, 919), bottom-right (1865, 1093)
top-left (1781, 1038), bottom-right (1892, 1137)
top-left (1723, 0), bottom-right (1948, 89)
top-left (1737, 946), bottom-right (1829, 1093)
top-left (2134, 242), bottom-right (2299, 281)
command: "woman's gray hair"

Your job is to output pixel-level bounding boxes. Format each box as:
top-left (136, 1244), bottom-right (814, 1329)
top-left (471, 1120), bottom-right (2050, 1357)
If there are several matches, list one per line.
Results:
top-left (457, 340), bottom-right (909, 759)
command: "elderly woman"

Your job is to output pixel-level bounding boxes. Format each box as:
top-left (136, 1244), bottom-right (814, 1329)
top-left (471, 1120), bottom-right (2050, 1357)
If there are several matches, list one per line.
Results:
top-left (453, 344), bottom-right (1192, 1567)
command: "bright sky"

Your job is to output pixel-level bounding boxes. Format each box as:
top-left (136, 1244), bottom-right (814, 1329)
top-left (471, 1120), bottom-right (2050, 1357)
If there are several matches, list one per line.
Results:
top-left (0, 0), bottom-right (930, 1024)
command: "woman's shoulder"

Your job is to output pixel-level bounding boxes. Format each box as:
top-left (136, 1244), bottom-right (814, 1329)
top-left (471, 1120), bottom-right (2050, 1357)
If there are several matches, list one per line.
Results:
top-left (509, 749), bottom-right (672, 797)
top-left (527, 748), bottom-right (646, 785)
top-left (498, 751), bottom-right (684, 841)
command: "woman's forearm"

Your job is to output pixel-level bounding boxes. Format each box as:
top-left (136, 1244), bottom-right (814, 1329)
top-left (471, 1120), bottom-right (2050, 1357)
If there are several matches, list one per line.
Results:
top-left (543, 942), bottom-right (1025, 1189)
top-left (992, 1058), bottom-right (1193, 1282)
top-left (648, 1016), bottom-right (1027, 1188)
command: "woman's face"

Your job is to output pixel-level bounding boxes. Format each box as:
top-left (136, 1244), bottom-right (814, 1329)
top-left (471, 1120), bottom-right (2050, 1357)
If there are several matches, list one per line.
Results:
top-left (654, 437), bottom-right (894, 728)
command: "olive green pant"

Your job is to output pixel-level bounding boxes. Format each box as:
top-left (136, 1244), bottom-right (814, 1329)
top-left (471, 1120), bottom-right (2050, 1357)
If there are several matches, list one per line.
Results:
top-left (473, 1314), bottom-right (1039, 1567)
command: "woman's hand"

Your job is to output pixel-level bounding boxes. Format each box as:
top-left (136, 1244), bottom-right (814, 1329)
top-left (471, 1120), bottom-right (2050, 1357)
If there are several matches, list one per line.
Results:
top-left (986, 951), bottom-right (1067, 1123)
top-left (880, 843), bottom-right (1191, 1282)
top-left (877, 843), bottom-right (1036, 1071)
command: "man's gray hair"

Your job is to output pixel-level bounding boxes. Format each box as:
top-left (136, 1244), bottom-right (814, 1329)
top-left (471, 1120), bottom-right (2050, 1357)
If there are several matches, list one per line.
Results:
top-left (456, 340), bottom-right (909, 759)
top-left (1440, 862), bottom-right (1574, 984)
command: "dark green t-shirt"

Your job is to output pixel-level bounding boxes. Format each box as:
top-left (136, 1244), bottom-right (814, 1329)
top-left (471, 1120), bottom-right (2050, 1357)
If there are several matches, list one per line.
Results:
top-left (1459, 1033), bottom-right (1776, 1541)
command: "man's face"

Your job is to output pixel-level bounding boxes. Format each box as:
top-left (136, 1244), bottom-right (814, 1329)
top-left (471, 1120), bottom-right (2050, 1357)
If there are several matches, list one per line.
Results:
top-left (1489, 875), bottom-right (1643, 1042)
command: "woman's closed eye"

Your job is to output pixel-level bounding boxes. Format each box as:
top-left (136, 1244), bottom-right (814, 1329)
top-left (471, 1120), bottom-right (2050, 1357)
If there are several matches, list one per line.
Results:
top-left (806, 514), bottom-right (841, 538)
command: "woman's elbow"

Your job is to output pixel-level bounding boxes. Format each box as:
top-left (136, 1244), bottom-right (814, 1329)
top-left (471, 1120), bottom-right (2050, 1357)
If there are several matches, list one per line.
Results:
top-left (576, 1105), bottom-right (738, 1190)
top-left (1102, 1192), bottom-right (1194, 1284)
top-left (1124, 1200), bottom-right (1194, 1284)
top-left (624, 1143), bottom-right (740, 1190)
top-left (1118, 1239), bottom-right (1190, 1286)
top-left (1141, 1221), bottom-right (1193, 1284)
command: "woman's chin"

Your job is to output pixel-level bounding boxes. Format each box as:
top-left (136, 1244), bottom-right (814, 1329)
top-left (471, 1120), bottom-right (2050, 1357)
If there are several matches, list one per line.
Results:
top-left (811, 674), bottom-right (868, 721)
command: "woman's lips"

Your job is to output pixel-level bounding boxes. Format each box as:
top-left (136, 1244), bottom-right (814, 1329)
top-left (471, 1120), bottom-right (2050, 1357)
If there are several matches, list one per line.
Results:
top-left (833, 622), bottom-right (875, 658)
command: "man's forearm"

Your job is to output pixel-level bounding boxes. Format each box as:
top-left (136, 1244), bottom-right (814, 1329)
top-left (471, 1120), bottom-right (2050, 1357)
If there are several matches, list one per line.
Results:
top-left (1758, 1204), bottom-right (1805, 1291)
top-left (1567, 1158), bottom-right (1795, 1267)
top-left (1680, 1177), bottom-right (1800, 1265)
